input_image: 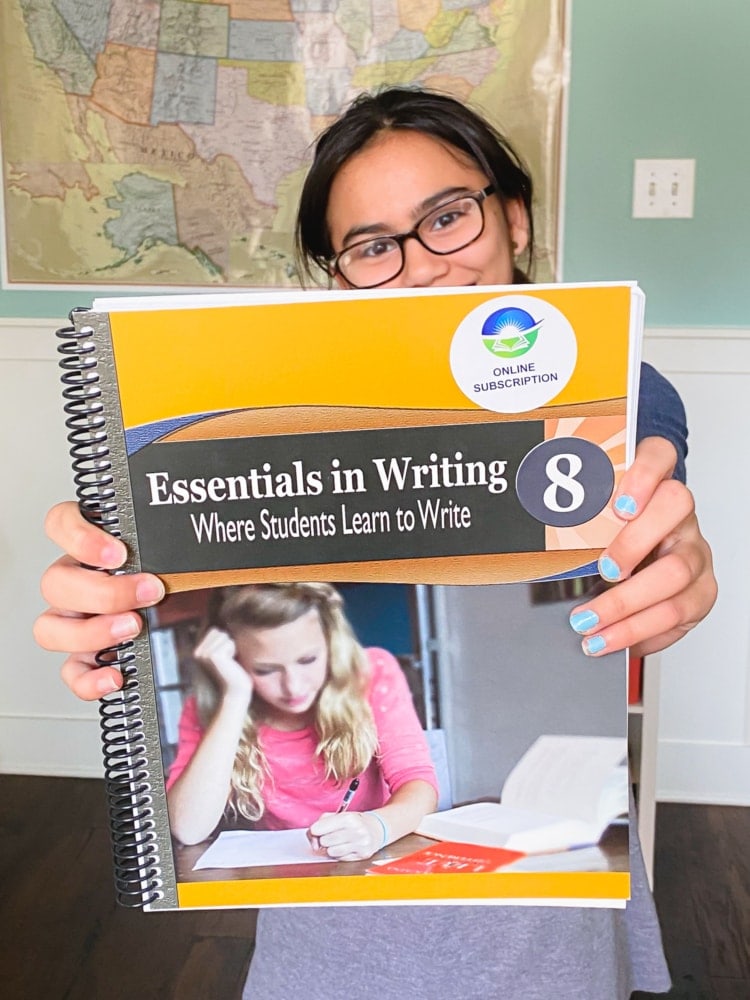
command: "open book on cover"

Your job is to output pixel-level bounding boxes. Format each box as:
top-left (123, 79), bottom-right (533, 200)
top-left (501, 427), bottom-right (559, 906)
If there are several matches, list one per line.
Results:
top-left (417, 735), bottom-right (628, 855)
top-left (54, 282), bottom-right (643, 911)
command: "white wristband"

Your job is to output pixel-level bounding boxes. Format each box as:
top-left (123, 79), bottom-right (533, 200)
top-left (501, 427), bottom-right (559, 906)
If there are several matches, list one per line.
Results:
top-left (368, 811), bottom-right (389, 850)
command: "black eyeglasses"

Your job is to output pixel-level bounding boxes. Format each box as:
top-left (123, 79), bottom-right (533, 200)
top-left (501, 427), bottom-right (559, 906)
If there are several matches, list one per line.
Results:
top-left (329, 185), bottom-right (496, 289)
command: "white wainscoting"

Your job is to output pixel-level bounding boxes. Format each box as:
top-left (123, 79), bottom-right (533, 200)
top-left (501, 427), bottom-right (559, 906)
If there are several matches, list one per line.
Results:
top-left (643, 329), bottom-right (750, 804)
top-left (1, 318), bottom-right (748, 801)
top-left (0, 318), bottom-right (103, 777)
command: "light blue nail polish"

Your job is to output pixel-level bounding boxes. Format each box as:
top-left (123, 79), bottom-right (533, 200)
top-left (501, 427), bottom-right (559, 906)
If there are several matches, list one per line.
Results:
top-left (614, 494), bottom-right (637, 516)
top-left (599, 555), bottom-right (621, 581)
top-left (584, 635), bottom-right (607, 655)
top-left (569, 610), bottom-right (600, 633)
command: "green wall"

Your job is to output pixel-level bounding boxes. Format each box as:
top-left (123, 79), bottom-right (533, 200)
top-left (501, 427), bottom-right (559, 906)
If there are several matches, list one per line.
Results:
top-left (564, 0), bottom-right (749, 326)
top-left (2, 0), bottom-right (748, 326)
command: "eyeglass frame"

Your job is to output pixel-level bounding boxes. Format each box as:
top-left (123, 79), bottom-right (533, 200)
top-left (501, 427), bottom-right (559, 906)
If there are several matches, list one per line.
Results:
top-left (328, 184), bottom-right (497, 289)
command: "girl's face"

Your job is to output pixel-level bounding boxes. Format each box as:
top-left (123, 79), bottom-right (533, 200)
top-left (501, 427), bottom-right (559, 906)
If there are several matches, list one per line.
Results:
top-left (325, 129), bottom-right (529, 290)
top-left (233, 608), bottom-right (329, 730)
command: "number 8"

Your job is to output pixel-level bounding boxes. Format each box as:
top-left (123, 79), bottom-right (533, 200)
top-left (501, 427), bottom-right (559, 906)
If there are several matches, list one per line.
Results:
top-left (543, 454), bottom-right (585, 512)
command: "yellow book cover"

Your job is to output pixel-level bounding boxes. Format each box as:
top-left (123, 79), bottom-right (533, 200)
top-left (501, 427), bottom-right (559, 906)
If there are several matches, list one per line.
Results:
top-left (58, 281), bottom-right (641, 911)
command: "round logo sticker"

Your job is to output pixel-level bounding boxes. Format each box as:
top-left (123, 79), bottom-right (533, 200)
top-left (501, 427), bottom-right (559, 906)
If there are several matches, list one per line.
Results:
top-left (450, 294), bottom-right (577, 413)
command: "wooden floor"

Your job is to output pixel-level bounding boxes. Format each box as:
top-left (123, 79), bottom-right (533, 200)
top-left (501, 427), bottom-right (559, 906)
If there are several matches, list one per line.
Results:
top-left (635, 800), bottom-right (750, 1000)
top-left (0, 775), bottom-right (748, 999)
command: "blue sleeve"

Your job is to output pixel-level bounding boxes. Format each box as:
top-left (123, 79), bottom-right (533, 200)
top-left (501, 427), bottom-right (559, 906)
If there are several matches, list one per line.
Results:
top-left (636, 362), bottom-right (688, 484)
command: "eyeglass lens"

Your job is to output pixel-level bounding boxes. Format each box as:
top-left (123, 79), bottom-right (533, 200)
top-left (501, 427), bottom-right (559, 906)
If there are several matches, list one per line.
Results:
top-left (336, 194), bottom-right (486, 288)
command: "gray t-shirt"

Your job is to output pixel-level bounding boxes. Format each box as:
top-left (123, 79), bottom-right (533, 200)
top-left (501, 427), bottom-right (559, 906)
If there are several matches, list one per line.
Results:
top-left (243, 822), bottom-right (671, 1000)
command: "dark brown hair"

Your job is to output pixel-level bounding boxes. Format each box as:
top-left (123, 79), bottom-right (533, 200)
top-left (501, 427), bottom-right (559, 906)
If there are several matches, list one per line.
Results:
top-left (295, 86), bottom-right (534, 284)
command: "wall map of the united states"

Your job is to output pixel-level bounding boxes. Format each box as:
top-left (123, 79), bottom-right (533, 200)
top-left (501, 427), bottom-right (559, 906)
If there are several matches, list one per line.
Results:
top-left (0, 0), bottom-right (562, 287)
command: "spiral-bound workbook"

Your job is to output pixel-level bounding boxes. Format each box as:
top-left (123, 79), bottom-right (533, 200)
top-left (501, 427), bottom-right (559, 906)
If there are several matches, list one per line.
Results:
top-left (56, 282), bottom-right (643, 911)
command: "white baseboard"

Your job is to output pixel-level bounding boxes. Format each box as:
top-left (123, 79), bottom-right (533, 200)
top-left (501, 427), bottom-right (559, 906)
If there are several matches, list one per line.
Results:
top-left (657, 739), bottom-right (750, 805)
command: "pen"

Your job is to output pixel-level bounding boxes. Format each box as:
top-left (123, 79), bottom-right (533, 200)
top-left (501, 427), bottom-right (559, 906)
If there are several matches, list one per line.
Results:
top-left (336, 777), bottom-right (360, 813)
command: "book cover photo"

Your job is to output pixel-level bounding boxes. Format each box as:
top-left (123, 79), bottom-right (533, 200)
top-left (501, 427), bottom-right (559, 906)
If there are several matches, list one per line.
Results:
top-left (150, 576), bottom-right (629, 910)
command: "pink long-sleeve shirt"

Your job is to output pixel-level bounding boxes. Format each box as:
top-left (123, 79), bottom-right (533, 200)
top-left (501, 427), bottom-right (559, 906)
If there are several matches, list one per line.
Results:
top-left (166, 647), bottom-right (438, 830)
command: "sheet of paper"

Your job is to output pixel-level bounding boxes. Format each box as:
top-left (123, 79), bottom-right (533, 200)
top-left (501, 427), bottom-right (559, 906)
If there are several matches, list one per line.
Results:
top-left (192, 828), bottom-right (338, 871)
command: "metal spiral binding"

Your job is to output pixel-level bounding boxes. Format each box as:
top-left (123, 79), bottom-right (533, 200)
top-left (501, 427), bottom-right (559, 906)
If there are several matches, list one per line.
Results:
top-left (57, 311), bottom-right (162, 907)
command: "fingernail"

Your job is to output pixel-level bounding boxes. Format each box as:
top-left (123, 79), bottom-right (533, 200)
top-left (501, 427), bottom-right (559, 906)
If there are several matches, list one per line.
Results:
top-left (96, 673), bottom-right (120, 696)
top-left (100, 540), bottom-right (126, 568)
top-left (583, 635), bottom-right (607, 655)
top-left (614, 494), bottom-right (638, 516)
top-left (135, 578), bottom-right (165, 605)
top-left (111, 614), bottom-right (141, 640)
top-left (569, 609), bottom-right (600, 634)
top-left (598, 555), bottom-right (621, 581)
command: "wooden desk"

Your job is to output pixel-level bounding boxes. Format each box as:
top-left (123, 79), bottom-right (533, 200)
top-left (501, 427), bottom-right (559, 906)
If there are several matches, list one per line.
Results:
top-left (174, 823), bottom-right (629, 885)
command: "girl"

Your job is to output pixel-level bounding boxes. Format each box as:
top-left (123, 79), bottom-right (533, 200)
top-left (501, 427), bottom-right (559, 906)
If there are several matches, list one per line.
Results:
top-left (293, 87), bottom-right (713, 658)
top-left (37, 88), bottom-right (716, 998)
top-left (165, 582), bottom-right (438, 856)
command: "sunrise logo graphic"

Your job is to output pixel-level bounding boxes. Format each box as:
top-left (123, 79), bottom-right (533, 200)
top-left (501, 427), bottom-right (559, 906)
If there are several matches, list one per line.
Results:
top-left (481, 307), bottom-right (543, 359)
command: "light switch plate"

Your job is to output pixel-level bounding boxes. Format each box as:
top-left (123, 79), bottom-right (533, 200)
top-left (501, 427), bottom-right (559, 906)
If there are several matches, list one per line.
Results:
top-left (632, 159), bottom-right (695, 218)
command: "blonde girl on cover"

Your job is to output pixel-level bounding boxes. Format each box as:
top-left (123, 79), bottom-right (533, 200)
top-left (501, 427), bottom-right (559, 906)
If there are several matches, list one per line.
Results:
top-left (165, 582), bottom-right (438, 857)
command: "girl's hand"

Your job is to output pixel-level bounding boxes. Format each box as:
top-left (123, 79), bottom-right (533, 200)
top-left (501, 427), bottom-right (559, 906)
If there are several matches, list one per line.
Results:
top-left (34, 501), bottom-right (165, 701)
top-left (569, 437), bottom-right (717, 658)
top-left (307, 811), bottom-right (386, 861)
top-left (194, 628), bottom-right (253, 702)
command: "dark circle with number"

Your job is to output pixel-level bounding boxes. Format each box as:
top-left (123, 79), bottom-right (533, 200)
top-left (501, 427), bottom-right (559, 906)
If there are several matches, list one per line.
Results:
top-left (515, 437), bottom-right (615, 527)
